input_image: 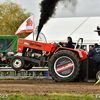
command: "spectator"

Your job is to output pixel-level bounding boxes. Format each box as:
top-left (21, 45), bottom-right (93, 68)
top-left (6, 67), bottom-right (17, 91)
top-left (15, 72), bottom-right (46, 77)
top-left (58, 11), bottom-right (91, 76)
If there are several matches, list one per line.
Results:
top-left (1, 53), bottom-right (5, 63)
top-left (89, 46), bottom-right (93, 53)
top-left (35, 71), bottom-right (40, 77)
top-left (88, 43), bottom-right (100, 76)
top-left (14, 71), bottom-right (18, 76)
top-left (20, 71), bottom-right (24, 76)
top-left (83, 46), bottom-right (88, 54)
top-left (83, 47), bottom-right (88, 52)
top-left (0, 53), bottom-right (7, 76)
top-left (27, 71), bottom-right (33, 76)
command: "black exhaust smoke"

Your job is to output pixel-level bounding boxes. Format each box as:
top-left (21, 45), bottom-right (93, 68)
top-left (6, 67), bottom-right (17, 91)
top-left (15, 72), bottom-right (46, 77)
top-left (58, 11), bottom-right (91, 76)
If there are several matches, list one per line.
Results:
top-left (36, 0), bottom-right (77, 41)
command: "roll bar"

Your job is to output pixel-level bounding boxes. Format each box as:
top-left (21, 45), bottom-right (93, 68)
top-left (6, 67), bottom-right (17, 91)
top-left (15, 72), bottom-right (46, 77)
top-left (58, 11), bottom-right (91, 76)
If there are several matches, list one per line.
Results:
top-left (74, 38), bottom-right (83, 50)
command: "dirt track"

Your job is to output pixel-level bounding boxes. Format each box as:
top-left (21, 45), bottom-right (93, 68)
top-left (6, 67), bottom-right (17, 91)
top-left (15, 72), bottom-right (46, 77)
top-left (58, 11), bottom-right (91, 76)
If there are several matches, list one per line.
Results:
top-left (0, 79), bottom-right (100, 95)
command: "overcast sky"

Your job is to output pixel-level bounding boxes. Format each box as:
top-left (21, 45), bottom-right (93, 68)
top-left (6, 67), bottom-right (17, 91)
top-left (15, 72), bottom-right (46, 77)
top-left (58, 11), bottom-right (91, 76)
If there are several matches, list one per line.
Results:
top-left (0, 0), bottom-right (100, 26)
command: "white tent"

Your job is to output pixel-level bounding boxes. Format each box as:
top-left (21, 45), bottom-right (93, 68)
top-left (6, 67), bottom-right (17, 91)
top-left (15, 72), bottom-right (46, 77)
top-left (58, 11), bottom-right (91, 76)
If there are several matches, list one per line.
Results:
top-left (26, 17), bottom-right (100, 50)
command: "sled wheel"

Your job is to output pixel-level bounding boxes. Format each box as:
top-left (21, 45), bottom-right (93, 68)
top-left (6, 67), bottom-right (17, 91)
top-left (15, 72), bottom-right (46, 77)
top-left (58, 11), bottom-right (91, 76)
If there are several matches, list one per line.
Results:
top-left (96, 71), bottom-right (100, 80)
top-left (49, 50), bottom-right (81, 82)
top-left (10, 56), bottom-right (24, 71)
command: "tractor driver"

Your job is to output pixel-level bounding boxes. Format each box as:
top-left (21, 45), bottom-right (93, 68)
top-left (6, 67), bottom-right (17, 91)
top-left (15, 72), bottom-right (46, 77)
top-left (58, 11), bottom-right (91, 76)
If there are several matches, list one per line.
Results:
top-left (88, 43), bottom-right (100, 76)
top-left (63, 37), bottom-right (74, 48)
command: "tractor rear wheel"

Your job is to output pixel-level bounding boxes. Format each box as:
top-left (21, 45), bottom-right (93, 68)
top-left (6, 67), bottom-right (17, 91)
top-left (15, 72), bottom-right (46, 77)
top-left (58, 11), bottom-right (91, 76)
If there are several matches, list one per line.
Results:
top-left (49, 50), bottom-right (81, 82)
top-left (10, 56), bottom-right (24, 71)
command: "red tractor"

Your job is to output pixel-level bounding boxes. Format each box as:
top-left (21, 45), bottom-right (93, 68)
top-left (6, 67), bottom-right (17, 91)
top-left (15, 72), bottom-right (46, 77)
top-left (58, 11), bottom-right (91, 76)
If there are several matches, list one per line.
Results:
top-left (7, 38), bottom-right (87, 82)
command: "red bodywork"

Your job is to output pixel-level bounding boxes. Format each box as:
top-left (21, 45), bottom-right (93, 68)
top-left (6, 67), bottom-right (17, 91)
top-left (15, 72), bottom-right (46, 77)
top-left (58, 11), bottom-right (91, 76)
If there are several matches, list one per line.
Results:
top-left (18, 39), bottom-right (87, 61)
top-left (18, 39), bottom-right (56, 53)
top-left (55, 47), bottom-right (87, 60)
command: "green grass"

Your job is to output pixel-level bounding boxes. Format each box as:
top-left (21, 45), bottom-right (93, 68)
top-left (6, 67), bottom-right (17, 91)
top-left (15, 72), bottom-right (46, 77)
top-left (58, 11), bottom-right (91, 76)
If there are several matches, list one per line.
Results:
top-left (0, 93), bottom-right (98, 100)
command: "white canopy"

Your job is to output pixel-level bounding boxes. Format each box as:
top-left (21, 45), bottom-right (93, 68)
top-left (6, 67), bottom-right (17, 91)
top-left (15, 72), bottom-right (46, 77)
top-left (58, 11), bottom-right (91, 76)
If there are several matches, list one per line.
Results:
top-left (26, 17), bottom-right (100, 44)
top-left (41, 17), bottom-right (100, 43)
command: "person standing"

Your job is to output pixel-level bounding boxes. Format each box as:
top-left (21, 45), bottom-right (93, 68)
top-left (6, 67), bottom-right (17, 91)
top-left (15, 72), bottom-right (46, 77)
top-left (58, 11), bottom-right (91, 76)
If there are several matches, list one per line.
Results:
top-left (83, 47), bottom-right (88, 51)
top-left (89, 46), bottom-right (93, 53)
top-left (88, 43), bottom-right (100, 76)
top-left (0, 53), bottom-right (7, 76)
top-left (83, 46), bottom-right (88, 54)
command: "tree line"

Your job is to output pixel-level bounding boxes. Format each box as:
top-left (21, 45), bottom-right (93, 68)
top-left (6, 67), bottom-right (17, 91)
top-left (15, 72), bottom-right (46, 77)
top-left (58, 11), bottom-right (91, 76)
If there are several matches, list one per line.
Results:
top-left (0, 0), bottom-right (32, 38)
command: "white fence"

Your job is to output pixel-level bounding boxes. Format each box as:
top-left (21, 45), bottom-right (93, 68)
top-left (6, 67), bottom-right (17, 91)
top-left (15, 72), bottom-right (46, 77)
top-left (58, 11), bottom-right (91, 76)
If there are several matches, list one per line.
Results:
top-left (0, 67), bottom-right (48, 71)
top-left (0, 67), bottom-right (52, 79)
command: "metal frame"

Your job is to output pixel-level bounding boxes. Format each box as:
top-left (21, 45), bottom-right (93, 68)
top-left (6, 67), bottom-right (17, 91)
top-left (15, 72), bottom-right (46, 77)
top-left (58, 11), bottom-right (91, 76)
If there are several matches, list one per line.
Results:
top-left (0, 67), bottom-right (48, 71)
top-left (0, 67), bottom-right (50, 79)
top-left (74, 38), bottom-right (83, 50)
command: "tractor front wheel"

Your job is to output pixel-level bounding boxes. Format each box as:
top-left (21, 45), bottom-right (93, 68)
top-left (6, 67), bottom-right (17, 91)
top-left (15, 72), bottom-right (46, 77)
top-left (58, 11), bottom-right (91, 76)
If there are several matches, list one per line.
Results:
top-left (10, 56), bottom-right (24, 71)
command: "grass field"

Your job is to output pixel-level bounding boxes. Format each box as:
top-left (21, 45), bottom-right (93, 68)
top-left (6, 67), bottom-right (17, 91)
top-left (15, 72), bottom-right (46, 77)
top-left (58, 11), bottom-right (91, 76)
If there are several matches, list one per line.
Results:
top-left (0, 93), bottom-right (98, 100)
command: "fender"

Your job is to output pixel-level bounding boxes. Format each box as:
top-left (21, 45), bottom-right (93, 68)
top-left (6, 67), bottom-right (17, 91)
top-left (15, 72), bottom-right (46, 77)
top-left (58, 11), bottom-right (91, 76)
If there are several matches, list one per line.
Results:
top-left (55, 47), bottom-right (87, 61)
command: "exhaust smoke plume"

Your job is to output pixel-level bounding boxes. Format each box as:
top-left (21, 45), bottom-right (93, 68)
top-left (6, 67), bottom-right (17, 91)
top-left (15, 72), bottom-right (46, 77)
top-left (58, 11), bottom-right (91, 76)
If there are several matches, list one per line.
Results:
top-left (36, 0), bottom-right (77, 41)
